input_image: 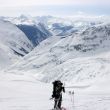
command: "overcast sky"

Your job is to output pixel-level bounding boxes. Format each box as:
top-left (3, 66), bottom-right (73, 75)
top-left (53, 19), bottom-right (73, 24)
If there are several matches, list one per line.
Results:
top-left (0, 0), bottom-right (110, 16)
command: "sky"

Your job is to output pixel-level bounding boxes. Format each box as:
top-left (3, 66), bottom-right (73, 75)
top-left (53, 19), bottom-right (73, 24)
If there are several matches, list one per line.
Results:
top-left (0, 0), bottom-right (110, 16)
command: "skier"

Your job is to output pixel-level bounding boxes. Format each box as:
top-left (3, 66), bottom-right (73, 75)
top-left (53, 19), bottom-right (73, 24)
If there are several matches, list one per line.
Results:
top-left (51, 80), bottom-right (65, 110)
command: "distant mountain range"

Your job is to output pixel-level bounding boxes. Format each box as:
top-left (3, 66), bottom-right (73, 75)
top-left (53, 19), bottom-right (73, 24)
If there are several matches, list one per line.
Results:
top-left (2, 15), bottom-right (107, 47)
top-left (1, 15), bottom-right (110, 84)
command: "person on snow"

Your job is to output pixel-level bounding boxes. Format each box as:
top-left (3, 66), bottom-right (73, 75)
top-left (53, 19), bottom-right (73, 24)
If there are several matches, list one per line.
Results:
top-left (51, 80), bottom-right (65, 109)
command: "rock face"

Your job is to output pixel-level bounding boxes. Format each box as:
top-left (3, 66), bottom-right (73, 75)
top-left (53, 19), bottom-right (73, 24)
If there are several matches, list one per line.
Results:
top-left (17, 23), bottom-right (52, 46)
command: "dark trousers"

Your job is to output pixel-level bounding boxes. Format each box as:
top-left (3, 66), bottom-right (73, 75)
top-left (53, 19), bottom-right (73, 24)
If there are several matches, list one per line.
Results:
top-left (54, 95), bottom-right (62, 109)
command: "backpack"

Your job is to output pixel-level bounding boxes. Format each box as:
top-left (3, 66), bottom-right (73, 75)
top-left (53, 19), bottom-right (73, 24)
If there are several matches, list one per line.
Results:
top-left (52, 80), bottom-right (63, 98)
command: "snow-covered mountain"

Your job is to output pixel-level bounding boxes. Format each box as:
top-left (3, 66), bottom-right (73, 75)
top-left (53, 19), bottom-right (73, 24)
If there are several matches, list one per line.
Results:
top-left (2, 15), bottom-right (52, 46)
top-left (0, 20), bottom-right (33, 70)
top-left (7, 23), bottom-right (110, 84)
top-left (2, 15), bottom-right (102, 37)
top-left (2, 15), bottom-right (36, 25)
top-left (1, 15), bottom-right (110, 110)
top-left (35, 16), bottom-right (101, 36)
top-left (17, 23), bottom-right (52, 46)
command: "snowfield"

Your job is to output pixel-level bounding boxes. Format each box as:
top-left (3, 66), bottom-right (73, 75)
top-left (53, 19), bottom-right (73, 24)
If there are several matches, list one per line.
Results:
top-left (0, 20), bottom-right (33, 70)
top-left (1, 16), bottom-right (110, 110)
top-left (8, 23), bottom-right (110, 84)
top-left (0, 73), bottom-right (110, 110)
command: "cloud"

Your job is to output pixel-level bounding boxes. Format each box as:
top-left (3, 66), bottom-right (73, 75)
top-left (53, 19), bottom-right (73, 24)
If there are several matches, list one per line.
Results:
top-left (0, 4), bottom-right (110, 17)
top-left (0, 0), bottom-right (109, 7)
top-left (0, 0), bottom-right (109, 16)
top-left (0, 0), bottom-right (77, 7)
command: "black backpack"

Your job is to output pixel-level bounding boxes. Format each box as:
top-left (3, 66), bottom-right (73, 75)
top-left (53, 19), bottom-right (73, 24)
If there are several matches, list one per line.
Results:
top-left (52, 80), bottom-right (63, 98)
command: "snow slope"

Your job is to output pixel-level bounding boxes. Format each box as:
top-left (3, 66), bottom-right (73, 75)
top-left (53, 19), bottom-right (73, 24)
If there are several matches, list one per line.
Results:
top-left (1, 16), bottom-right (110, 110)
top-left (3, 15), bottom-right (52, 46)
top-left (17, 23), bottom-right (52, 46)
top-left (0, 20), bottom-right (33, 70)
top-left (7, 23), bottom-right (110, 84)
top-left (0, 72), bottom-right (110, 110)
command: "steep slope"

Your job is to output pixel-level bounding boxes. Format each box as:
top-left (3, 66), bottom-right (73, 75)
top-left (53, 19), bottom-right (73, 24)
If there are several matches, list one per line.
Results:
top-left (0, 20), bottom-right (33, 70)
top-left (7, 23), bottom-right (110, 83)
top-left (17, 23), bottom-right (52, 46)
top-left (3, 15), bottom-right (52, 47)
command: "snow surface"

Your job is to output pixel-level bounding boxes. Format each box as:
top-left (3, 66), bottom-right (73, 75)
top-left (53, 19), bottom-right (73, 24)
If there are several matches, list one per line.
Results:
top-left (7, 23), bottom-right (110, 84)
top-left (0, 72), bottom-right (110, 110)
top-left (3, 15), bottom-right (52, 47)
top-left (0, 16), bottom-right (110, 110)
top-left (0, 20), bottom-right (33, 70)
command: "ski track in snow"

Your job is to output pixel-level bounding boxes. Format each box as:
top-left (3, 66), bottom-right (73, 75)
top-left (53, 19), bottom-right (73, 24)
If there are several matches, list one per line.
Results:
top-left (0, 74), bottom-right (110, 110)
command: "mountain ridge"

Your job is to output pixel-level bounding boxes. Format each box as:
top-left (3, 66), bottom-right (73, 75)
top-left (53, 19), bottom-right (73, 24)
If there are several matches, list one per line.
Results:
top-left (7, 22), bottom-right (110, 84)
top-left (0, 20), bottom-right (33, 69)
